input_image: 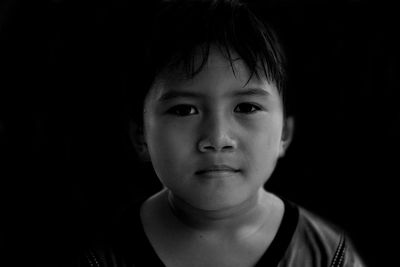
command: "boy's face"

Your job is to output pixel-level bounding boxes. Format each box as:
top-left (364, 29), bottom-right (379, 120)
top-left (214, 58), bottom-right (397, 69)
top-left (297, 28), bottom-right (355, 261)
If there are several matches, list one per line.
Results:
top-left (142, 48), bottom-right (288, 211)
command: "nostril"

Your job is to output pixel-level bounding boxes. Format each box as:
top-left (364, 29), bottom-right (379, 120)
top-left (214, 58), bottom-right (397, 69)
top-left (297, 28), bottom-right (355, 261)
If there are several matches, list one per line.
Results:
top-left (222, 145), bottom-right (234, 151)
top-left (198, 141), bottom-right (236, 153)
top-left (199, 144), bottom-right (216, 152)
top-left (198, 139), bottom-right (214, 152)
top-left (197, 133), bottom-right (237, 153)
top-left (204, 145), bottom-right (215, 150)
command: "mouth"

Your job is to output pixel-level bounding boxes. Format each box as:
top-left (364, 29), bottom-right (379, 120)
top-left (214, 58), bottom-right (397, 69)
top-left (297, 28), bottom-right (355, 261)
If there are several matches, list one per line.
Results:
top-left (195, 165), bottom-right (240, 176)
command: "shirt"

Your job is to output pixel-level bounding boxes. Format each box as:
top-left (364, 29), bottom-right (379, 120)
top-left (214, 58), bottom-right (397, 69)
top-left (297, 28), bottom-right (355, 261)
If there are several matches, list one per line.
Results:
top-left (82, 198), bottom-right (365, 267)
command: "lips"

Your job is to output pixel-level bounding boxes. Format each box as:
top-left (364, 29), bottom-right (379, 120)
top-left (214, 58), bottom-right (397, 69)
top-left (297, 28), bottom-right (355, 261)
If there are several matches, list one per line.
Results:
top-left (195, 165), bottom-right (240, 175)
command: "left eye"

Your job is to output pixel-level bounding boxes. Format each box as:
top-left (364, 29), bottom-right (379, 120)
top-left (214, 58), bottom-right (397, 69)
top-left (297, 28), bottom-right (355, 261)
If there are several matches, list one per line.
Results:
top-left (234, 103), bottom-right (262, 114)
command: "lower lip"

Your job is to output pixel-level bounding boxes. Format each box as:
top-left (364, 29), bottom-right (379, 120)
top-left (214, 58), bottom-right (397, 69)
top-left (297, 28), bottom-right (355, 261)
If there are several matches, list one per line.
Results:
top-left (195, 170), bottom-right (239, 179)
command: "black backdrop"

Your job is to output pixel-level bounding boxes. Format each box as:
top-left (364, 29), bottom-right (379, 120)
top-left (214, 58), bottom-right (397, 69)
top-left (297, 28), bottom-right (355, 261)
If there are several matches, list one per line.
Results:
top-left (1, 0), bottom-right (399, 266)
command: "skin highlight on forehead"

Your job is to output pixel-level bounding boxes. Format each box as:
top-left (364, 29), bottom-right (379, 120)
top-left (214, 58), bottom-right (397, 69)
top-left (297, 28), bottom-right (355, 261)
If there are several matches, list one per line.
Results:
top-left (145, 47), bottom-right (280, 108)
top-left (157, 87), bottom-right (271, 104)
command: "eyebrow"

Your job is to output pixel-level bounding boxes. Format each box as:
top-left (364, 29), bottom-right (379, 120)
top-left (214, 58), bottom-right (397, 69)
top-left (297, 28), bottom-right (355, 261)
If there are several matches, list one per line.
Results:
top-left (232, 88), bottom-right (270, 98)
top-left (158, 91), bottom-right (202, 102)
top-left (158, 87), bottom-right (270, 102)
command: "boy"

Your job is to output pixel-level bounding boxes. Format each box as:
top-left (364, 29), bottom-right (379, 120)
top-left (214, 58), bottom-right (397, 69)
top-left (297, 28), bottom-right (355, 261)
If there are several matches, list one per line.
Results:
top-left (82, 0), bottom-right (365, 266)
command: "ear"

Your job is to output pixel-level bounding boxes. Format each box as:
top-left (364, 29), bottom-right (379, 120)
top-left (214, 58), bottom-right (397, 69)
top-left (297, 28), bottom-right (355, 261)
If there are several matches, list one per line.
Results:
top-left (279, 116), bottom-right (295, 158)
top-left (129, 120), bottom-right (150, 162)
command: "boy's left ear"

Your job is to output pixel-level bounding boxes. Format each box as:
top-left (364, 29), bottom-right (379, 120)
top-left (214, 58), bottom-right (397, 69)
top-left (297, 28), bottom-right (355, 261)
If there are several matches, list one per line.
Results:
top-left (279, 116), bottom-right (295, 157)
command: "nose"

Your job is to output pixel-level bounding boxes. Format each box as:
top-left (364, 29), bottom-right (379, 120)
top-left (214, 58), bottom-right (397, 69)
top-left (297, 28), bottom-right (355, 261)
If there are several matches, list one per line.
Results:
top-left (197, 114), bottom-right (237, 153)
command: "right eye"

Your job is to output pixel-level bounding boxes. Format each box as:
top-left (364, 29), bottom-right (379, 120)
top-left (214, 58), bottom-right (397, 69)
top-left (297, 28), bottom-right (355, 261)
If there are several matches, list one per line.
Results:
top-left (166, 105), bottom-right (198, 116)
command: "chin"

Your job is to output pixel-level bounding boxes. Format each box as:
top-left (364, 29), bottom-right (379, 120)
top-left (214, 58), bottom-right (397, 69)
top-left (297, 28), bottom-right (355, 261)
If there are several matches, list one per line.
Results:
top-left (187, 190), bottom-right (251, 211)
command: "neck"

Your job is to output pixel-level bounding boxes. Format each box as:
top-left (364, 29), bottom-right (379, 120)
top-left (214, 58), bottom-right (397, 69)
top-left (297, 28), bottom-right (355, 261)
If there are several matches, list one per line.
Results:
top-left (166, 188), bottom-right (271, 233)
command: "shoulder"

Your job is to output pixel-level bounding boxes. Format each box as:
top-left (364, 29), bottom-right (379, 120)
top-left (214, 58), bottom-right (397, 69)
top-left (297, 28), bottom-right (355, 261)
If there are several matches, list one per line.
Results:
top-left (78, 228), bottom-right (140, 267)
top-left (78, 201), bottom-right (145, 267)
top-left (279, 202), bottom-right (365, 267)
top-left (296, 207), bottom-right (343, 253)
top-left (79, 244), bottom-right (126, 267)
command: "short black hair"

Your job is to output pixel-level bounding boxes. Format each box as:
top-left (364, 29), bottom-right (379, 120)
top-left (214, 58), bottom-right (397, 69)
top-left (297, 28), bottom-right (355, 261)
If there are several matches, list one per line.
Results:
top-left (126, 0), bottom-right (287, 125)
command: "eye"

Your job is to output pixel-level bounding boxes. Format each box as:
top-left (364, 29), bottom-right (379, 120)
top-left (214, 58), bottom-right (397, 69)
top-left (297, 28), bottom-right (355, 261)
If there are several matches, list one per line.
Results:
top-left (167, 104), bottom-right (198, 116)
top-left (234, 103), bottom-right (262, 114)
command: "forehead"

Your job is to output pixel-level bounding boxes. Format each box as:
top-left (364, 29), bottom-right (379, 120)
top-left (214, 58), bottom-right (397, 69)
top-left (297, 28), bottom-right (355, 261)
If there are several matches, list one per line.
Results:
top-left (148, 47), bottom-right (277, 100)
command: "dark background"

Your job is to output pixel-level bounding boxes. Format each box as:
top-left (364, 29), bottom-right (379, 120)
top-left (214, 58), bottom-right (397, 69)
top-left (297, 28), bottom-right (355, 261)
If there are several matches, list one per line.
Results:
top-left (1, 0), bottom-right (398, 266)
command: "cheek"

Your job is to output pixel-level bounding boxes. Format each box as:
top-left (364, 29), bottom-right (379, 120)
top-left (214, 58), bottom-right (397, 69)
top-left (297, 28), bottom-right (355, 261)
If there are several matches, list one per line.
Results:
top-left (145, 122), bottom-right (197, 189)
top-left (242, 117), bottom-right (283, 166)
top-left (245, 115), bottom-right (282, 145)
top-left (145, 119), bottom-right (194, 168)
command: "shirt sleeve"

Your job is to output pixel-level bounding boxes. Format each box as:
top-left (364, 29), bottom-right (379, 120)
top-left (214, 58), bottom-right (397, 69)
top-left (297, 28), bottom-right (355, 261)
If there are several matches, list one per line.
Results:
top-left (330, 234), bottom-right (366, 267)
top-left (79, 246), bottom-right (130, 267)
top-left (343, 237), bottom-right (366, 267)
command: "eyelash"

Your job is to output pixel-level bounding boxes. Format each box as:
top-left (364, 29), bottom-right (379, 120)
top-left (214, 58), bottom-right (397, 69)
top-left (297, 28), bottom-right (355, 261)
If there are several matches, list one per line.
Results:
top-left (234, 103), bottom-right (263, 114)
top-left (166, 105), bottom-right (198, 116)
top-left (166, 103), bottom-right (263, 116)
